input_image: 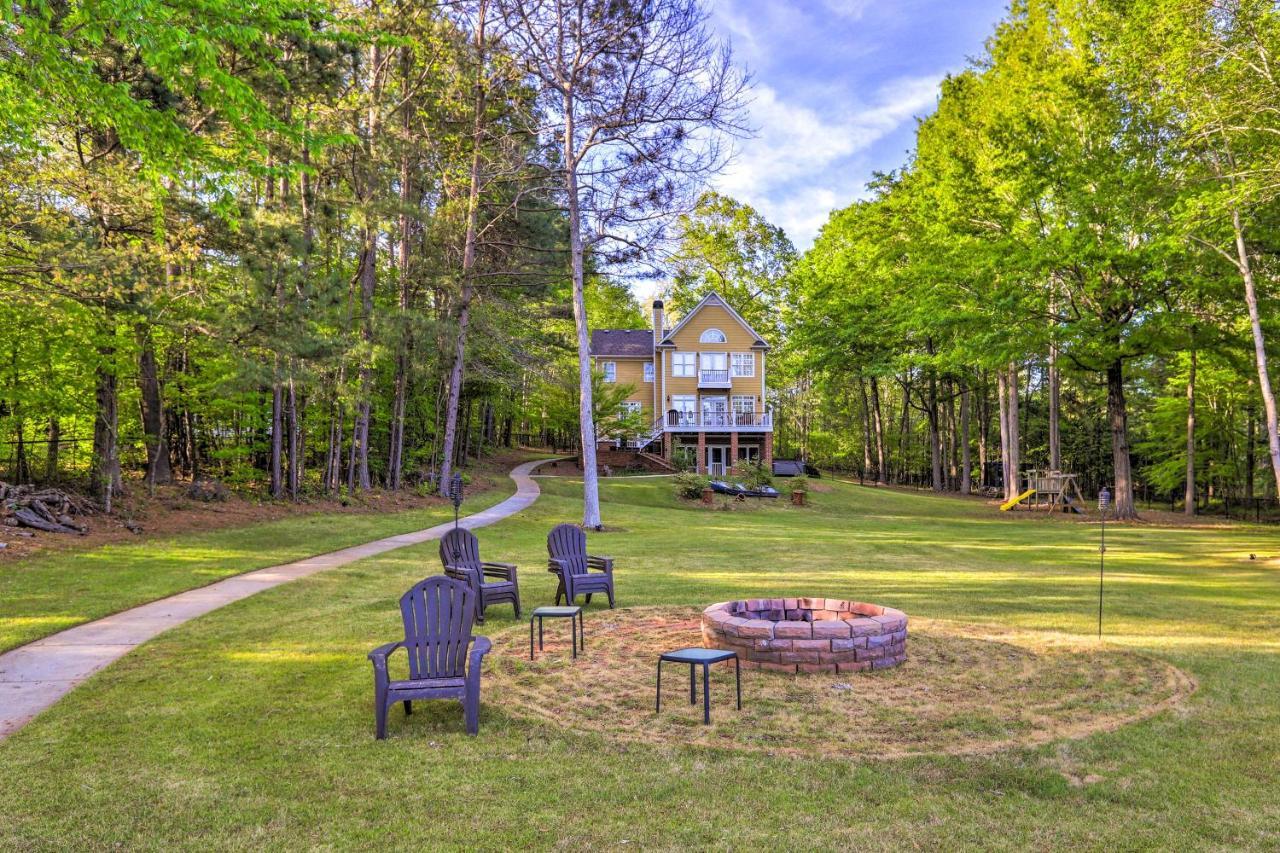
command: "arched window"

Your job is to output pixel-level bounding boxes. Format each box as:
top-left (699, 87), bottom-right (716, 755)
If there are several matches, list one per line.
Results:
top-left (699, 328), bottom-right (726, 344)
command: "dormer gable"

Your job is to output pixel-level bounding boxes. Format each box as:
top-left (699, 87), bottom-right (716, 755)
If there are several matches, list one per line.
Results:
top-left (656, 292), bottom-right (769, 350)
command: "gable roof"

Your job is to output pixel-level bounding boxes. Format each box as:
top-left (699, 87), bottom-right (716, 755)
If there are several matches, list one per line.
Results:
top-left (590, 328), bottom-right (654, 357)
top-left (658, 291), bottom-right (769, 349)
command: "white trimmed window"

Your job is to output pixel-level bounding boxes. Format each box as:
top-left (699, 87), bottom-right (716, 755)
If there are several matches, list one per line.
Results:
top-left (619, 401), bottom-right (642, 416)
top-left (732, 352), bottom-right (755, 377)
top-left (700, 328), bottom-right (727, 344)
top-left (643, 362), bottom-right (654, 382)
top-left (602, 362), bottom-right (617, 382)
top-left (672, 353), bottom-right (696, 377)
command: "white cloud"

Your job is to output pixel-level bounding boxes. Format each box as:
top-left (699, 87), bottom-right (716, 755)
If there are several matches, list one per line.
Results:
top-left (713, 75), bottom-right (941, 247)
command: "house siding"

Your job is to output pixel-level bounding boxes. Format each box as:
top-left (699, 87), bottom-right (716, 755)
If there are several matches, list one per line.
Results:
top-left (593, 356), bottom-right (656, 420)
top-left (661, 303), bottom-right (766, 411)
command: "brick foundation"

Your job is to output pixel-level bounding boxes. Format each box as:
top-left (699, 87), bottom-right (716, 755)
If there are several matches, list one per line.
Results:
top-left (701, 598), bottom-right (908, 674)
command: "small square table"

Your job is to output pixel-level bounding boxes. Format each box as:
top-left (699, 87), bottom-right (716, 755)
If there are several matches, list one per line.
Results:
top-left (656, 647), bottom-right (741, 725)
top-left (529, 605), bottom-right (584, 660)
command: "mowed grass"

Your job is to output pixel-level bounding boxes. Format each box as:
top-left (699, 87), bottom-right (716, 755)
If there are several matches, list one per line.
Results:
top-left (2, 476), bottom-right (1279, 849)
top-left (0, 487), bottom-right (509, 653)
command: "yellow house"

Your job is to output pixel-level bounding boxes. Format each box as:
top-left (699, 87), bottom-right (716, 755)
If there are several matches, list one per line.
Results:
top-left (589, 292), bottom-right (773, 475)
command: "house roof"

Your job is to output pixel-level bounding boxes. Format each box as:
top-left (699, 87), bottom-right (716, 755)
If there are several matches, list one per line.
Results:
top-left (658, 291), bottom-right (770, 350)
top-left (590, 329), bottom-right (654, 357)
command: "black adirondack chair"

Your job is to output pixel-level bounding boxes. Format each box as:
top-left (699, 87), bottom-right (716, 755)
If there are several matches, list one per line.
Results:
top-left (438, 527), bottom-right (521, 622)
top-left (546, 523), bottom-right (616, 608)
top-left (367, 575), bottom-right (491, 738)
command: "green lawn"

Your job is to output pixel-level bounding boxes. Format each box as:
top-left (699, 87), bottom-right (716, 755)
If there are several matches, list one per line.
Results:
top-left (0, 487), bottom-right (509, 653)
top-left (2, 477), bottom-right (1278, 849)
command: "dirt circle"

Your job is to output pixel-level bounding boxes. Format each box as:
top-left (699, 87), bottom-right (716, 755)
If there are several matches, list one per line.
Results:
top-left (486, 607), bottom-right (1194, 758)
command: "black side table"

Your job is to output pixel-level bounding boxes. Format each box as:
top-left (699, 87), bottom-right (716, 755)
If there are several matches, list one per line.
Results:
top-left (656, 647), bottom-right (741, 724)
top-left (529, 605), bottom-right (584, 660)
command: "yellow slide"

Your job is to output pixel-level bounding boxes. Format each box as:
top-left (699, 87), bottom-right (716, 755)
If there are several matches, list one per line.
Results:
top-left (1000, 488), bottom-right (1036, 511)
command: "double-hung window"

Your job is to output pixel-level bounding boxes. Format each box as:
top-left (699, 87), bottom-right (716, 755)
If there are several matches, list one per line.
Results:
top-left (732, 352), bottom-right (755, 378)
top-left (602, 362), bottom-right (617, 382)
top-left (643, 362), bottom-right (654, 382)
top-left (672, 353), bottom-right (696, 377)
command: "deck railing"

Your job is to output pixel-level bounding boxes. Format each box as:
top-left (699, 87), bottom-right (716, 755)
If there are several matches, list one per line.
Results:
top-left (664, 410), bottom-right (772, 431)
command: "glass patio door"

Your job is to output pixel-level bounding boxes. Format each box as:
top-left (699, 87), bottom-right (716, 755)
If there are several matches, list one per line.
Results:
top-left (701, 396), bottom-right (728, 428)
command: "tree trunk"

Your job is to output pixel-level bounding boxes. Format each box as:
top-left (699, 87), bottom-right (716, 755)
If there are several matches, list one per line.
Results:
top-left (564, 91), bottom-right (602, 529)
top-left (1107, 359), bottom-right (1136, 519)
top-left (926, 366), bottom-right (943, 491)
top-left (1185, 348), bottom-right (1196, 516)
top-left (1247, 404), bottom-right (1256, 503)
top-left (869, 376), bottom-right (887, 485)
top-left (1048, 281), bottom-right (1061, 472)
top-left (270, 378), bottom-right (284, 499)
top-left (1007, 364), bottom-right (1021, 499)
top-left (439, 1), bottom-right (489, 497)
top-left (91, 335), bottom-right (123, 509)
top-left (1231, 205), bottom-right (1280, 500)
top-left (44, 416), bottom-right (60, 483)
top-left (137, 331), bottom-right (172, 487)
top-left (960, 383), bottom-right (972, 495)
top-left (997, 369), bottom-right (1010, 501)
top-left (858, 377), bottom-right (872, 481)
top-left (977, 370), bottom-right (990, 489)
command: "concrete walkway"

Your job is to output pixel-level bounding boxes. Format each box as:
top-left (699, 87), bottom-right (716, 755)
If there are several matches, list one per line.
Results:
top-left (0, 457), bottom-right (555, 740)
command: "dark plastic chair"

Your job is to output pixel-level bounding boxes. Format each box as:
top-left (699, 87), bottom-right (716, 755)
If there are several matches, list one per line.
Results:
top-left (546, 523), bottom-right (615, 608)
top-left (439, 527), bottom-right (520, 623)
top-left (367, 575), bottom-right (490, 738)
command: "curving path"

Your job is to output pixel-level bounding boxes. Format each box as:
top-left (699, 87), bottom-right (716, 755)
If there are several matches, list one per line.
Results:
top-left (0, 457), bottom-right (557, 740)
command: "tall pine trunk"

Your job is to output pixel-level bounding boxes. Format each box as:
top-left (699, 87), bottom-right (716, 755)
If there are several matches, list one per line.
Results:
top-left (439, 1), bottom-right (489, 496)
top-left (91, 333), bottom-right (122, 510)
top-left (1107, 358), bottom-right (1136, 519)
top-left (137, 329), bottom-right (172, 487)
top-left (960, 383), bottom-right (972, 495)
top-left (1230, 205), bottom-right (1280, 500)
top-left (1185, 349), bottom-right (1196, 516)
top-left (563, 91), bottom-right (602, 529)
top-left (869, 376), bottom-right (887, 485)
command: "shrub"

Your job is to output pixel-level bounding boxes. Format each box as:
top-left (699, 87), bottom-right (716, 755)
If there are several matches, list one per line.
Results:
top-left (735, 459), bottom-right (774, 489)
top-left (673, 471), bottom-right (711, 500)
top-left (790, 475), bottom-right (810, 493)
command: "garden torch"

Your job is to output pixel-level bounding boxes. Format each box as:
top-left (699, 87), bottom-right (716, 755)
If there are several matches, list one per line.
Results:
top-left (450, 472), bottom-right (464, 530)
top-left (1097, 486), bottom-right (1111, 640)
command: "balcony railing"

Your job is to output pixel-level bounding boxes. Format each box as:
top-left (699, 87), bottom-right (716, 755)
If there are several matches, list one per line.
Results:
top-left (664, 410), bottom-right (773, 431)
top-left (698, 369), bottom-right (732, 387)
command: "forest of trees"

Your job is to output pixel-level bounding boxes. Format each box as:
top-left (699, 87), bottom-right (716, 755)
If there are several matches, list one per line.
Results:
top-left (0, 0), bottom-right (743, 524)
top-left (5, 0), bottom-right (1280, 525)
top-left (778, 0), bottom-right (1280, 521)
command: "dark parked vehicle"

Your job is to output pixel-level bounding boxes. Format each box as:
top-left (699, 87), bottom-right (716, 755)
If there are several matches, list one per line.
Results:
top-left (772, 459), bottom-right (821, 478)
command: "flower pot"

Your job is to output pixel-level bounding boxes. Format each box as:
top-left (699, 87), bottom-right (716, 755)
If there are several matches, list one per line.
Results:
top-left (791, 490), bottom-right (806, 506)
top-left (701, 487), bottom-right (714, 505)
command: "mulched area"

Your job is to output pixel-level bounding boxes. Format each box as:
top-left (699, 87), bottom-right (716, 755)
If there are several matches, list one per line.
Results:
top-left (484, 607), bottom-right (1194, 759)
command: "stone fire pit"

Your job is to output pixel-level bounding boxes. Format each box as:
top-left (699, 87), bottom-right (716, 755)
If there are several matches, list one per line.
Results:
top-left (701, 598), bottom-right (908, 674)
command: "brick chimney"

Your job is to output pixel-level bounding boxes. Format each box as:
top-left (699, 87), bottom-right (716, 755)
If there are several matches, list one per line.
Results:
top-left (652, 299), bottom-right (664, 339)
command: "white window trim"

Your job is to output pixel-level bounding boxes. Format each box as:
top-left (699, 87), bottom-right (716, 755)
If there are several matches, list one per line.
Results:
top-left (699, 327), bottom-right (727, 344)
top-left (672, 352), bottom-right (696, 378)
top-left (732, 352), bottom-right (755, 378)
top-left (732, 394), bottom-right (756, 413)
top-left (643, 362), bottom-right (654, 382)
top-left (602, 361), bottom-right (617, 382)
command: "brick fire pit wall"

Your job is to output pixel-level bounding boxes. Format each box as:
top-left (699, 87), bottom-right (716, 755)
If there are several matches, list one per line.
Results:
top-left (701, 598), bottom-right (908, 674)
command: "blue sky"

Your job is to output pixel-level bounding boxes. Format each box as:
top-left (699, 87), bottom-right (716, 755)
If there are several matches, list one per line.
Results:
top-left (707, 0), bottom-right (1010, 250)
